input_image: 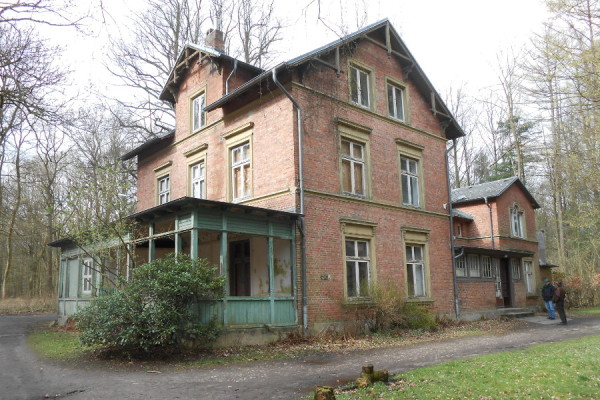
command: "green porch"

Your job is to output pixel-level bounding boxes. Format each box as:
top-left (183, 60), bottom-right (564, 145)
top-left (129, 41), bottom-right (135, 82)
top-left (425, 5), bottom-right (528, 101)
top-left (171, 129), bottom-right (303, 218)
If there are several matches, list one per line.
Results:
top-left (53, 197), bottom-right (299, 328)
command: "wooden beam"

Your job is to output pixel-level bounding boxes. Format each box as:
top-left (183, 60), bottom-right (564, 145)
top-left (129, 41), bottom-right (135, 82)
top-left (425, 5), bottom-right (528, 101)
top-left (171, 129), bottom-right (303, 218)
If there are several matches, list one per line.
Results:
top-left (311, 56), bottom-right (343, 73)
top-left (385, 23), bottom-right (392, 56)
top-left (362, 36), bottom-right (412, 63)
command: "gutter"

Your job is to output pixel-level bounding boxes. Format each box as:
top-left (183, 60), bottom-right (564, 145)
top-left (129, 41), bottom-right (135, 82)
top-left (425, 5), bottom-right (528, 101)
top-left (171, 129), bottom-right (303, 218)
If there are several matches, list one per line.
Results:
top-left (484, 196), bottom-right (495, 249)
top-left (445, 140), bottom-right (460, 319)
top-left (272, 66), bottom-right (308, 335)
top-left (225, 59), bottom-right (238, 94)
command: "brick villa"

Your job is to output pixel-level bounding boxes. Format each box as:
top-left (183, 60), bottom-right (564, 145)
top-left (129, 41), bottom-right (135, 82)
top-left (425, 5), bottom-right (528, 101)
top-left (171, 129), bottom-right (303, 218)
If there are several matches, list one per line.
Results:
top-left (52, 20), bottom-right (545, 341)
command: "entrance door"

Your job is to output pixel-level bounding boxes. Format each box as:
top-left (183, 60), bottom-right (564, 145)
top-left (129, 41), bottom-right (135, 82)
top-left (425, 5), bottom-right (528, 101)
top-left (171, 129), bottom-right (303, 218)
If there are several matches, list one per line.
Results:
top-left (229, 240), bottom-right (251, 296)
top-left (498, 259), bottom-right (512, 307)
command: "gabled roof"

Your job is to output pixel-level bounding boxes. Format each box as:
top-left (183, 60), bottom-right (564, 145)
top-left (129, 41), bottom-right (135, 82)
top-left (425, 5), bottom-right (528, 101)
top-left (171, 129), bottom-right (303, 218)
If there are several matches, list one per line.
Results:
top-left (159, 43), bottom-right (264, 104)
top-left (451, 177), bottom-right (540, 209)
top-left (203, 19), bottom-right (464, 140)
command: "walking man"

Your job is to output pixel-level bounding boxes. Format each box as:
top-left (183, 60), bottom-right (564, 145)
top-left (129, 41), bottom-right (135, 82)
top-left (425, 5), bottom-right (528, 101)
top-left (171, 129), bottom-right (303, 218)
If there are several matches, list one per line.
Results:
top-left (554, 281), bottom-right (567, 325)
top-left (541, 278), bottom-right (555, 320)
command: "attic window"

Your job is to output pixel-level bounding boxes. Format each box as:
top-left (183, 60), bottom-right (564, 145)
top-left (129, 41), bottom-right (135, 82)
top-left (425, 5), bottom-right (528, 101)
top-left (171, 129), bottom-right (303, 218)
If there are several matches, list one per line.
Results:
top-left (349, 65), bottom-right (371, 108)
top-left (192, 92), bottom-right (206, 132)
top-left (510, 205), bottom-right (525, 238)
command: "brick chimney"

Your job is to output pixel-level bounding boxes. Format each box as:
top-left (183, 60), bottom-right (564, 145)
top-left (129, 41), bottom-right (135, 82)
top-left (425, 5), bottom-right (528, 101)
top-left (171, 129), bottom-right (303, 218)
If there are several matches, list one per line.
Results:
top-left (205, 29), bottom-right (225, 53)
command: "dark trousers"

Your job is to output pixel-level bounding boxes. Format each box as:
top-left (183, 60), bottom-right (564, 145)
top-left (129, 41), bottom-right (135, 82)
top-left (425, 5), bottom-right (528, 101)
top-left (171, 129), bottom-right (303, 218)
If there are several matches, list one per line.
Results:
top-left (555, 300), bottom-right (567, 323)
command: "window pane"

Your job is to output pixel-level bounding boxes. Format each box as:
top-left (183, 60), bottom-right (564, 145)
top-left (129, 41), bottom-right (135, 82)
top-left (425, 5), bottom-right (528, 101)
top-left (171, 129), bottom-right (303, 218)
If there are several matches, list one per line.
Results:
top-left (341, 140), bottom-right (351, 156)
top-left (359, 70), bottom-right (369, 106)
top-left (387, 84), bottom-right (395, 117)
top-left (354, 163), bottom-right (364, 195)
top-left (243, 163), bottom-right (250, 196)
top-left (352, 143), bottom-right (363, 160)
top-left (406, 264), bottom-right (414, 295)
top-left (414, 264), bottom-right (425, 296)
top-left (395, 87), bottom-right (404, 120)
top-left (199, 94), bottom-right (206, 127)
top-left (342, 159), bottom-right (351, 192)
top-left (350, 68), bottom-right (359, 103)
top-left (413, 246), bottom-right (423, 261)
top-left (345, 240), bottom-right (355, 257)
top-left (356, 241), bottom-right (368, 257)
top-left (358, 261), bottom-right (369, 296)
top-left (347, 261), bottom-right (356, 297)
top-left (193, 98), bottom-right (200, 130)
top-left (408, 159), bottom-right (417, 174)
top-left (401, 158), bottom-right (408, 172)
top-left (233, 166), bottom-right (242, 198)
top-left (402, 174), bottom-right (410, 203)
top-left (410, 176), bottom-right (419, 206)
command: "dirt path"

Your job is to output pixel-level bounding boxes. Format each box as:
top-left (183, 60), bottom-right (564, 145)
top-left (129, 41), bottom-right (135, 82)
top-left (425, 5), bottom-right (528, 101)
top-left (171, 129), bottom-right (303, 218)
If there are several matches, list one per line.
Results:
top-left (2, 314), bottom-right (600, 400)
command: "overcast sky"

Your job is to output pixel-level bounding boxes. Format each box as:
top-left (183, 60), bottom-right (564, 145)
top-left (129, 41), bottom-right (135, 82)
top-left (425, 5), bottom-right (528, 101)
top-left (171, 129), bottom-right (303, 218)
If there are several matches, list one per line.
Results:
top-left (54, 0), bottom-right (550, 102)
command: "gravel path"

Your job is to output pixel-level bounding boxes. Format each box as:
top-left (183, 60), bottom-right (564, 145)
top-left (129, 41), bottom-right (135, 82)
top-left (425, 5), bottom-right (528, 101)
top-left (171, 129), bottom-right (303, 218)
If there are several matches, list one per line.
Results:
top-left (1, 313), bottom-right (599, 400)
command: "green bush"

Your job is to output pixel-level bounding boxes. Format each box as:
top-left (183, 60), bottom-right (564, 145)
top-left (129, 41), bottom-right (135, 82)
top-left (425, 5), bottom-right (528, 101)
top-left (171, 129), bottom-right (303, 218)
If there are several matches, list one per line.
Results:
top-left (75, 254), bottom-right (225, 355)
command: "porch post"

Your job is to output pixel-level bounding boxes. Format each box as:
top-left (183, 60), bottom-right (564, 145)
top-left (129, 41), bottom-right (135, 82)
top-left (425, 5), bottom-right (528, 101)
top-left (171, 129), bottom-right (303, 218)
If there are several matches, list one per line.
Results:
top-left (221, 215), bottom-right (229, 326)
top-left (148, 223), bottom-right (155, 261)
top-left (268, 236), bottom-right (275, 325)
top-left (190, 229), bottom-right (199, 259)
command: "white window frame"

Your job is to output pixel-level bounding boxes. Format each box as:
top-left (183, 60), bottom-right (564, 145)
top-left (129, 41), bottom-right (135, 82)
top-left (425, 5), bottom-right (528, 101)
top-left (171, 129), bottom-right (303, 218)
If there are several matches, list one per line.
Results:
top-left (456, 255), bottom-right (466, 277)
top-left (481, 255), bottom-right (494, 278)
top-left (190, 161), bottom-right (206, 199)
top-left (158, 175), bottom-right (170, 205)
top-left (82, 258), bottom-right (93, 295)
top-left (524, 260), bottom-right (534, 293)
top-left (341, 139), bottom-right (366, 196)
top-left (467, 254), bottom-right (481, 278)
top-left (349, 65), bottom-right (371, 108)
top-left (345, 239), bottom-right (371, 298)
top-left (401, 156), bottom-right (420, 206)
top-left (231, 142), bottom-right (251, 201)
top-left (406, 245), bottom-right (426, 297)
top-left (510, 206), bottom-right (525, 238)
top-left (192, 92), bottom-right (206, 132)
top-left (387, 83), bottom-right (405, 121)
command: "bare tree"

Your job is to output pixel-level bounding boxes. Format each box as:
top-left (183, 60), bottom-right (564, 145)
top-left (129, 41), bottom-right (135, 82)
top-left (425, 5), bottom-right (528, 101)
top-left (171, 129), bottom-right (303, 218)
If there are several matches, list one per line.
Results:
top-left (236, 0), bottom-right (282, 68)
top-left (106, 0), bottom-right (207, 137)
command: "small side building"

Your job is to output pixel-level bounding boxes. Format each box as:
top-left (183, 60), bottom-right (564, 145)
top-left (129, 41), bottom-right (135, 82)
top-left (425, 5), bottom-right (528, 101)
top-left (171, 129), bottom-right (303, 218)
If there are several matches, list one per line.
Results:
top-left (451, 177), bottom-right (542, 317)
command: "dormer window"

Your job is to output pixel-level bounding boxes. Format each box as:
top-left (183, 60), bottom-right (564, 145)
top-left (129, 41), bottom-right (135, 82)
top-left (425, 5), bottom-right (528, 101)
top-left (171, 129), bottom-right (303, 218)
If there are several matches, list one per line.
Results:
top-left (510, 205), bottom-right (525, 238)
top-left (192, 92), bottom-right (206, 132)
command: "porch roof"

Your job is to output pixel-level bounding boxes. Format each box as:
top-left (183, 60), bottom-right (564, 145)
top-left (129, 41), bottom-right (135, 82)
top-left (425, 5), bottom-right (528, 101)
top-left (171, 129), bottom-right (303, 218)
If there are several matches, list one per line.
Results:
top-left (128, 196), bottom-right (300, 224)
top-left (456, 245), bottom-right (535, 258)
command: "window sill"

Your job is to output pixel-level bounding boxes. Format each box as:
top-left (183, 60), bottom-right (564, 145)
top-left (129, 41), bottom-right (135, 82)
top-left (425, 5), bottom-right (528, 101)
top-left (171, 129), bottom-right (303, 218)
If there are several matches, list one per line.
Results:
top-left (526, 294), bottom-right (539, 299)
top-left (342, 192), bottom-right (367, 199)
top-left (406, 297), bottom-right (434, 304)
top-left (343, 298), bottom-right (374, 307)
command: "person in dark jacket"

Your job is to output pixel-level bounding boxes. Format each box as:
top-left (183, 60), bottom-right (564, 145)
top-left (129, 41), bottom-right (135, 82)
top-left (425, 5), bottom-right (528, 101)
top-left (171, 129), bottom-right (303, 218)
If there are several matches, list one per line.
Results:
top-left (554, 281), bottom-right (567, 325)
top-left (541, 278), bottom-right (556, 320)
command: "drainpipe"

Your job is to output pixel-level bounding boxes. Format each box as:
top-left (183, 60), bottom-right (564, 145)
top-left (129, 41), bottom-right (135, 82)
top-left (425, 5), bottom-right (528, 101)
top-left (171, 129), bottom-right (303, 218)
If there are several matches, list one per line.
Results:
top-left (225, 59), bottom-right (238, 94)
top-left (484, 197), bottom-right (495, 250)
top-left (272, 66), bottom-right (308, 335)
top-left (445, 140), bottom-right (460, 319)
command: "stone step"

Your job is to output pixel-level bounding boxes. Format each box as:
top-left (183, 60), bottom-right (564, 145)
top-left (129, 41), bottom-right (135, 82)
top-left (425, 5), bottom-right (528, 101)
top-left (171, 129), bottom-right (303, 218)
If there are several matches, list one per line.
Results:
top-left (497, 308), bottom-right (535, 318)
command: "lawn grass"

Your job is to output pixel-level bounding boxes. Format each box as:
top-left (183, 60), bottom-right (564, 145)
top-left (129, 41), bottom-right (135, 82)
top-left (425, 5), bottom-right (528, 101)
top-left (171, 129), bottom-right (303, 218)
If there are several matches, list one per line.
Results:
top-left (572, 307), bottom-right (600, 315)
top-left (331, 335), bottom-right (600, 400)
top-left (0, 297), bottom-right (55, 314)
top-left (27, 330), bottom-right (90, 361)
